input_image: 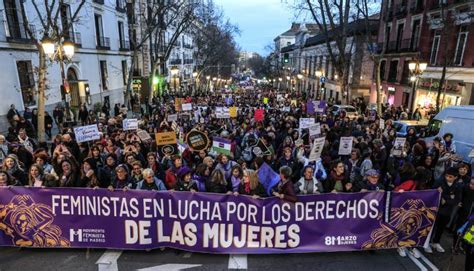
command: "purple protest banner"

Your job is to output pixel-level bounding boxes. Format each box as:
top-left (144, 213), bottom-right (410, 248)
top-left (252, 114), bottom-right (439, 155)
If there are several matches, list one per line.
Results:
top-left (0, 188), bottom-right (439, 253)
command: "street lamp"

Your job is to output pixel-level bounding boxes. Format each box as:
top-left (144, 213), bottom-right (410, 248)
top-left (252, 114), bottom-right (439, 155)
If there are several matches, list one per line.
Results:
top-left (170, 66), bottom-right (179, 94)
top-left (408, 60), bottom-right (427, 115)
top-left (315, 69), bottom-right (323, 77)
top-left (42, 36), bottom-right (75, 127)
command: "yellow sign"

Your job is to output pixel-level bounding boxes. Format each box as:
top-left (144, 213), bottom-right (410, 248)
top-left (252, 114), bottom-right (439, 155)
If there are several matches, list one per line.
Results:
top-left (155, 132), bottom-right (177, 146)
top-left (174, 98), bottom-right (183, 112)
top-left (229, 107), bottom-right (238, 118)
top-left (291, 99), bottom-right (297, 106)
top-left (263, 97), bottom-right (269, 104)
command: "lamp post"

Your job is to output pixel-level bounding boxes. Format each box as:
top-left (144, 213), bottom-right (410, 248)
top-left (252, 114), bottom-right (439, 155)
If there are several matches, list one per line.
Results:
top-left (278, 77), bottom-right (282, 90)
top-left (297, 73), bottom-right (303, 95)
top-left (42, 37), bottom-right (75, 129)
top-left (315, 69), bottom-right (323, 99)
top-left (206, 75), bottom-right (211, 94)
top-left (170, 65), bottom-right (179, 95)
top-left (408, 61), bottom-right (427, 116)
top-left (192, 71), bottom-right (198, 95)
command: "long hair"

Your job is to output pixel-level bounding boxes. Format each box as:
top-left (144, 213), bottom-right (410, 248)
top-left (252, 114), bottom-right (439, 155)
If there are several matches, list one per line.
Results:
top-left (246, 170), bottom-right (260, 190)
top-left (28, 164), bottom-right (44, 186)
top-left (210, 169), bottom-right (226, 185)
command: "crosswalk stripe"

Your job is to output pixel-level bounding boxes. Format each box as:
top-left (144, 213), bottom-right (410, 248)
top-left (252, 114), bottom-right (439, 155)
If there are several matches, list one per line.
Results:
top-left (407, 250), bottom-right (428, 271)
top-left (228, 254), bottom-right (247, 270)
top-left (414, 249), bottom-right (439, 271)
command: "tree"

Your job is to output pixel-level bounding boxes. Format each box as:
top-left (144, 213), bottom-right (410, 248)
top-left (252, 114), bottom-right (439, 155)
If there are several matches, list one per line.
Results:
top-left (19, 0), bottom-right (86, 142)
top-left (299, 0), bottom-right (354, 104)
top-left (194, 0), bottom-right (240, 82)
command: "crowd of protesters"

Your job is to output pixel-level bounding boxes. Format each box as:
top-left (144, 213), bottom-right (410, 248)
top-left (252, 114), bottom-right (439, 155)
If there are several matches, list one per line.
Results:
top-left (1, 87), bottom-right (473, 265)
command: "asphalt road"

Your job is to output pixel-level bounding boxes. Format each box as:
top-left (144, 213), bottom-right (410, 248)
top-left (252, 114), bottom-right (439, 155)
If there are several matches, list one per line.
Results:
top-left (0, 235), bottom-right (465, 271)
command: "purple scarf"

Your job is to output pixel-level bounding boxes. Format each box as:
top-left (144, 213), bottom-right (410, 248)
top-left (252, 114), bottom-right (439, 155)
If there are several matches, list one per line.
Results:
top-left (231, 176), bottom-right (241, 192)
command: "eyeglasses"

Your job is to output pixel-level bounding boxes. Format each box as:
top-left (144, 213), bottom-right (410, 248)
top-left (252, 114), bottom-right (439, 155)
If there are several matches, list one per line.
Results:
top-left (133, 167), bottom-right (141, 171)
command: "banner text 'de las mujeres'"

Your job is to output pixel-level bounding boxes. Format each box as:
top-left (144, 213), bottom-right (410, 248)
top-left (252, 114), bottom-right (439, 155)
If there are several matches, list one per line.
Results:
top-left (0, 188), bottom-right (440, 253)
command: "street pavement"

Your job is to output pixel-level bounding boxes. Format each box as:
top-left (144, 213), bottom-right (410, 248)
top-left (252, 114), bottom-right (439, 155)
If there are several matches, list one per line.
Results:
top-left (0, 235), bottom-right (465, 271)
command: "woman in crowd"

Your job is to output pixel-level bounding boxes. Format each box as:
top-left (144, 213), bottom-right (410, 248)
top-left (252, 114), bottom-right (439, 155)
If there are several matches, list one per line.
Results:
top-left (325, 160), bottom-right (352, 193)
top-left (28, 164), bottom-right (58, 187)
top-left (229, 164), bottom-right (244, 193)
top-left (2, 154), bottom-right (27, 186)
top-left (136, 168), bottom-right (167, 191)
top-left (34, 153), bottom-right (54, 175)
top-left (174, 166), bottom-right (197, 192)
top-left (80, 158), bottom-right (101, 188)
top-left (206, 169), bottom-right (231, 194)
top-left (192, 163), bottom-right (209, 192)
top-left (237, 169), bottom-right (266, 198)
top-left (0, 170), bottom-right (17, 186)
top-left (108, 164), bottom-right (133, 190)
top-left (215, 154), bottom-right (237, 180)
top-left (272, 166), bottom-right (297, 202)
top-left (58, 159), bottom-right (80, 187)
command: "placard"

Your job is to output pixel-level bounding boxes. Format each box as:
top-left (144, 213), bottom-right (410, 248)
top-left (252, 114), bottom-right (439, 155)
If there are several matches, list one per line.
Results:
top-left (155, 132), bottom-right (177, 146)
top-left (299, 118), bottom-right (315, 129)
top-left (185, 130), bottom-right (210, 152)
top-left (309, 137), bottom-right (325, 162)
top-left (212, 137), bottom-right (232, 155)
top-left (309, 123), bottom-right (321, 137)
top-left (338, 137), bottom-right (353, 155)
top-left (229, 107), bottom-right (238, 118)
top-left (254, 109), bottom-right (264, 122)
top-left (181, 103), bottom-right (193, 111)
top-left (379, 119), bottom-right (385, 130)
top-left (167, 114), bottom-right (178, 122)
top-left (74, 124), bottom-right (100, 143)
top-left (123, 119), bottom-right (138, 131)
top-left (216, 107), bottom-right (230, 119)
top-left (137, 130), bottom-right (152, 142)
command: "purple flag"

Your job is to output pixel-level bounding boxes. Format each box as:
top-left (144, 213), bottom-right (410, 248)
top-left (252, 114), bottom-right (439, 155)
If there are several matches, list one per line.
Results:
top-left (306, 100), bottom-right (315, 114)
top-left (257, 162), bottom-right (280, 195)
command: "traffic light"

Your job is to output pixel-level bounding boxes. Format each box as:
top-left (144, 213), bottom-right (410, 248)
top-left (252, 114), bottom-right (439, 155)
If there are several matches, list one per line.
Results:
top-left (283, 53), bottom-right (289, 63)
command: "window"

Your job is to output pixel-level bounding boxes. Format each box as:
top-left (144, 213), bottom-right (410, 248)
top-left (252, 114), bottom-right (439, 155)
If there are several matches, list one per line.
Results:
top-left (411, 19), bottom-right (421, 50)
top-left (16, 61), bottom-right (36, 107)
top-left (380, 60), bottom-right (387, 81)
top-left (94, 14), bottom-right (104, 46)
top-left (388, 60), bottom-right (399, 82)
top-left (60, 4), bottom-right (73, 40)
top-left (401, 61), bottom-right (410, 84)
top-left (118, 21), bottom-right (125, 48)
top-left (100, 60), bottom-right (108, 90)
top-left (396, 23), bottom-right (404, 50)
top-left (454, 25), bottom-right (468, 66)
top-left (384, 25), bottom-right (391, 51)
top-left (430, 31), bottom-right (440, 65)
top-left (121, 60), bottom-right (128, 85)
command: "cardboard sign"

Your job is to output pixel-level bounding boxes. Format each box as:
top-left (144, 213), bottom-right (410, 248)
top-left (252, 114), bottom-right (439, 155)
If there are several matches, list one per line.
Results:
top-left (185, 130), bottom-right (210, 152)
top-left (392, 137), bottom-right (407, 156)
top-left (167, 114), bottom-right (178, 122)
top-left (158, 144), bottom-right (179, 156)
top-left (229, 107), bottom-right (238, 118)
top-left (379, 119), bottom-right (385, 130)
top-left (137, 130), bottom-right (152, 142)
top-left (122, 118), bottom-right (138, 131)
top-left (338, 137), bottom-right (353, 155)
top-left (309, 123), bottom-right (321, 137)
top-left (291, 100), bottom-right (297, 106)
top-left (309, 137), bottom-right (325, 162)
top-left (314, 100), bottom-right (326, 113)
top-left (74, 124), bottom-right (100, 143)
top-left (181, 103), bottom-right (193, 111)
top-left (254, 109), bottom-right (264, 122)
top-left (174, 98), bottom-right (183, 111)
top-left (252, 139), bottom-right (272, 157)
top-left (216, 107), bottom-right (230, 119)
top-left (299, 118), bottom-right (315, 129)
top-left (155, 131), bottom-right (177, 146)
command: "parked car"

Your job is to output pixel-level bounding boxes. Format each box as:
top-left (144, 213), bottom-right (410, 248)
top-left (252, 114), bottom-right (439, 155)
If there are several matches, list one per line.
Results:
top-left (328, 105), bottom-right (359, 120)
top-left (423, 106), bottom-right (474, 162)
top-left (393, 120), bottom-right (428, 137)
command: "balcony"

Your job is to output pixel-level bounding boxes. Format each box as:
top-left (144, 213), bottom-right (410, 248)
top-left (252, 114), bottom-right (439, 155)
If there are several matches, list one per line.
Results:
top-left (93, 0), bottom-right (104, 4)
top-left (399, 38), bottom-right (419, 52)
top-left (170, 59), bottom-right (182, 65)
top-left (387, 41), bottom-right (398, 53)
top-left (116, 0), bottom-right (126, 12)
top-left (96, 36), bottom-right (110, 49)
top-left (6, 24), bottom-right (36, 43)
top-left (119, 39), bottom-right (130, 51)
top-left (395, 4), bottom-right (407, 18)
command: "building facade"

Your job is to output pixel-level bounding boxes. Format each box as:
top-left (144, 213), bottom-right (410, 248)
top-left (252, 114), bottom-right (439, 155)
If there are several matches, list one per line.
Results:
top-left (0, 0), bottom-right (131, 128)
top-left (372, 0), bottom-right (474, 110)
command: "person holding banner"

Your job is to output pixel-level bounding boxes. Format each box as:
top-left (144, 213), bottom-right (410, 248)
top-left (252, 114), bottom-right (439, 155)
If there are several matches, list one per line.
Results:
top-left (215, 154), bottom-right (237, 181)
top-left (165, 155), bottom-right (183, 189)
top-left (108, 164), bottom-right (134, 190)
top-left (237, 169), bottom-right (266, 198)
top-left (326, 160), bottom-right (352, 193)
top-left (294, 166), bottom-right (324, 195)
top-left (27, 164), bottom-right (58, 188)
top-left (58, 159), bottom-right (80, 187)
top-left (206, 169), bottom-right (232, 194)
top-left (135, 168), bottom-right (166, 191)
top-left (272, 166), bottom-right (297, 202)
top-left (80, 158), bottom-right (102, 188)
top-left (191, 164), bottom-right (209, 192)
top-left (2, 154), bottom-right (27, 186)
top-left (174, 167), bottom-right (197, 192)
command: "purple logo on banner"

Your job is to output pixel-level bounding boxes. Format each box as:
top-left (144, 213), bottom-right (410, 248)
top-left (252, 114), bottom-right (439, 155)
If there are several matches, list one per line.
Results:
top-left (0, 188), bottom-right (439, 253)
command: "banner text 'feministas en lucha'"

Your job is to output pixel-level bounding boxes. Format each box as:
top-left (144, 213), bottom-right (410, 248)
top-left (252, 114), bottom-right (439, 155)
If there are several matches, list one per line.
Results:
top-left (0, 188), bottom-right (439, 253)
